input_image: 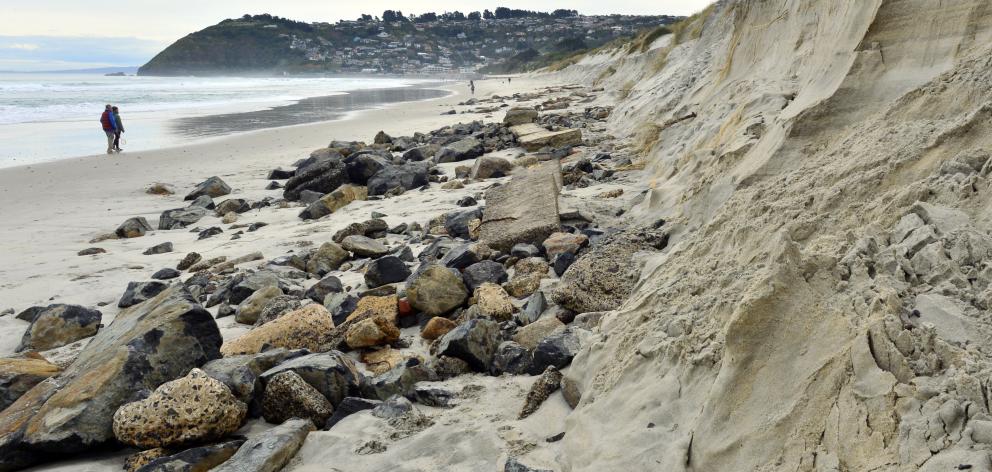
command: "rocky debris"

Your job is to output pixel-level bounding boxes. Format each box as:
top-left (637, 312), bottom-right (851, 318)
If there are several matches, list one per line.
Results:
top-left (439, 242), bottom-right (490, 270)
top-left (299, 184), bottom-right (367, 220)
top-left (470, 156), bottom-right (515, 179)
top-left (132, 440), bottom-right (244, 472)
top-left (152, 268), bottom-right (180, 281)
top-left (177, 252), bottom-right (202, 271)
top-left (463, 261), bottom-right (509, 292)
top-left (542, 231), bottom-right (588, 258)
top-left (184, 176), bottom-right (231, 201)
top-left (299, 190), bottom-right (324, 205)
top-left (200, 349), bottom-right (307, 412)
top-left (306, 242), bottom-right (349, 276)
top-left (437, 318), bottom-right (499, 372)
top-left (142, 242), bottom-right (173, 255)
top-left (234, 285), bottom-right (283, 324)
top-left (210, 252), bottom-right (265, 274)
top-left (519, 291), bottom-right (547, 325)
top-left (504, 457), bottom-right (554, 472)
top-left (257, 351), bottom-right (361, 408)
top-left (365, 358), bottom-right (436, 400)
top-left (254, 295), bottom-right (302, 327)
top-left (474, 283), bottom-right (514, 321)
top-left (221, 304), bottom-right (334, 356)
top-left (283, 152), bottom-right (347, 201)
top-left (510, 122), bottom-right (582, 152)
top-left (221, 212), bottom-right (238, 224)
top-left (0, 358), bottom-right (60, 412)
top-left (513, 317), bottom-right (566, 350)
top-left (442, 180), bottom-right (465, 190)
top-left (505, 273), bottom-right (543, 298)
top-left (77, 247), bottom-right (106, 256)
top-left (532, 328), bottom-right (581, 372)
top-left (188, 195), bottom-right (216, 210)
top-left (324, 293), bottom-right (359, 326)
top-left (268, 168), bottom-right (295, 179)
top-left (413, 384), bottom-right (456, 408)
top-left (457, 195), bottom-right (477, 207)
top-left (511, 243), bottom-right (541, 259)
top-left (304, 275), bottom-right (343, 303)
top-left (118, 281), bottom-right (169, 308)
top-left (550, 231), bottom-right (665, 313)
top-left (146, 182), bottom-right (175, 195)
top-left (406, 265), bottom-right (469, 316)
top-left (215, 198), bottom-right (250, 215)
top-left (435, 137), bottom-right (484, 163)
top-left (365, 256), bottom-right (412, 288)
top-left (519, 366), bottom-right (562, 419)
top-left (324, 397), bottom-right (381, 429)
top-left (421, 317), bottom-right (457, 340)
top-left (261, 370), bottom-right (334, 426)
top-left (552, 252), bottom-right (577, 276)
top-left (514, 257), bottom-right (551, 277)
top-left (442, 208), bottom-right (483, 239)
top-left (349, 295), bottom-right (399, 323)
top-left (479, 162), bottom-right (561, 252)
top-left (367, 162), bottom-right (431, 196)
top-left (345, 316), bottom-right (400, 349)
top-left (116, 217), bottom-right (154, 238)
top-left (0, 286), bottom-right (221, 470)
top-left (493, 341), bottom-right (533, 375)
top-left (342, 235), bottom-right (389, 257)
top-left (197, 227), bottom-right (223, 240)
top-left (503, 107), bottom-right (539, 126)
top-left (113, 368), bottom-right (246, 449)
top-left (210, 418), bottom-right (314, 472)
top-left (333, 218), bottom-right (389, 242)
top-left (371, 395), bottom-right (414, 419)
top-left (16, 304), bottom-right (101, 352)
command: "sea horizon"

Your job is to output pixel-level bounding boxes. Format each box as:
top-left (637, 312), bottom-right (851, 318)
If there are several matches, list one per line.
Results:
top-left (0, 73), bottom-right (454, 168)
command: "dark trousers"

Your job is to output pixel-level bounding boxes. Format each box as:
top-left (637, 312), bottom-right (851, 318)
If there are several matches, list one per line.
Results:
top-left (113, 131), bottom-right (122, 149)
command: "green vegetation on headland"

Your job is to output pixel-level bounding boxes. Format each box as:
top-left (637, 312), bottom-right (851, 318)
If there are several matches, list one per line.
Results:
top-left (138, 10), bottom-right (679, 76)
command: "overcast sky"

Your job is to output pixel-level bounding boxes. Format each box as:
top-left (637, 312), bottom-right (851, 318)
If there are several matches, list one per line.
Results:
top-left (1, 1), bottom-right (713, 71)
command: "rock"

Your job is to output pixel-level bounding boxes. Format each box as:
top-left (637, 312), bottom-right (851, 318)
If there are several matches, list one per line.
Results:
top-left (0, 358), bottom-right (60, 412)
top-left (0, 286), bottom-right (221, 470)
top-left (511, 243), bottom-right (541, 258)
top-left (265, 181), bottom-right (282, 190)
top-left (125, 449), bottom-right (171, 471)
top-left (210, 418), bottom-right (314, 472)
top-left (133, 440), bottom-right (244, 472)
top-left (406, 265), bottom-right (469, 316)
top-left (345, 317), bottom-right (400, 349)
top-left (552, 252), bottom-right (577, 276)
top-left (345, 153), bottom-right (390, 185)
top-left (444, 208), bottom-right (484, 239)
top-left (299, 190), bottom-right (325, 205)
top-left (550, 233), bottom-right (656, 313)
top-left (299, 185), bottom-right (368, 220)
top-left (437, 318), bottom-right (499, 372)
top-left (258, 351), bottom-right (362, 407)
top-left (197, 227), bottom-right (222, 240)
top-left (324, 293), bottom-right (359, 326)
top-left (519, 366), bottom-right (562, 419)
top-left (235, 285), bottom-right (283, 324)
top-left (215, 198), bottom-right (250, 215)
top-left (366, 359), bottom-right (436, 400)
top-left (17, 304), bottom-right (102, 352)
top-left (228, 271), bottom-right (281, 305)
top-left (342, 235), bottom-right (389, 257)
top-left (373, 130), bottom-right (392, 144)
top-left (519, 291), bottom-right (547, 325)
top-left (542, 231), bottom-right (588, 257)
top-left (435, 138), bottom-right (484, 163)
top-left (428, 356), bottom-right (472, 380)
top-left (116, 217), bottom-right (154, 238)
top-left (268, 168), bottom-right (295, 179)
top-left (77, 247), bottom-right (106, 256)
top-left (475, 283), bottom-right (514, 321)
top-left (365, 256), bottom-right (412, 288)
top-left (306, 242), bottom-right (349, 276)
top-left (470, 156), bottom-right (515, 179)
top-left (413, 385), bottom-right (455, 407)
top-left (403, 145), bottom-right (435, 162)
top-left (361, 347), bottom-right (409, 376)
top-left (504, 457), bottom-right (554, 472)
top-left (200, 349), bottom-right (308, 411)
top-left (304, 275), bottom-right (344, 303)
top-left (216, 303), bottom-right (236, 319)
top-left (283, 152), bottom-right (347, 201)
top-left (324, 397), bottom-right (381, 429)
top-left (221, 211), bottom-right (238, 224)
top-left (152, 268), bottom-right (180, 280)
top-left (184, 176), bottom-right (231, 201)
top-left (348, 295), bottom-right (399, 324)
top-left (457, 196), bottom-right (477, 207)
top-left (261, 370), bottom-right (334, 426)
top-left (442, 180), bottom-right (465, 190)
top-left (188, 195), bottom-right (216, 210)
top-left (143, 242), bottom-right (173, 255)
top-left (421, 317), bottom-right (457, 341)
top-left (371, 395), bottom-right (413, 418)
top-left (254, 295), bottom-right (302, 327)
top-left (146, 182), bottom-right (175, 195)
top-left (513, 317), bottom-right (565, 350)
top-left (532, 328), bottom-right (581, 372)
top-left (503, 107), bottom-right (539, 126)
top-left (113, 368), bottom-right (246, 448)
top-left (510, 123), bottom-right (582, 151)
top-left (514, 257), bottom-right (550, 277)
top-left (367, 162), bottom-right (431, 196)
top-left (493, 341), bottom-right (533, 375)
top-left (505, 273), bottom-right (543, 298)
top-left (463, 261), bottom-right (509, 292)
top-left (479, 162), bottom-right (561, 251)
top-left (177, 252), bottom-right (202, 271)
top-left (221, 304), bottom-right (334, 356)
top-left (118, 281), bottom-right (169, 308)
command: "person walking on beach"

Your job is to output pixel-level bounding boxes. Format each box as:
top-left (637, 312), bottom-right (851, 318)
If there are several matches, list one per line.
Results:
top-left (469, 80), bottom-right (475, 95)
top-left (99, 104), bottom-right (117, 154)
top-left (111, 106), bottom-right (125, 152)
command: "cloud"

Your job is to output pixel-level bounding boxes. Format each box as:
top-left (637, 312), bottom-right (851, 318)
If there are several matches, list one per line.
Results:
top-left (5, 43), bottom-right (40, 51)
top-left (0, 35), bottom-right (167, 71)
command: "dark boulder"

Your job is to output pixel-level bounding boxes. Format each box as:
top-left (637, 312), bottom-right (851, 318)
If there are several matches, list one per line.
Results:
top-left (463, 261), bottom-right (509, 292)
top-left (367, 162), bottom-right (431, 196)
top-left (184, 176), bottom-right (231, 201)
top-left (437, 318), bottom-right (499, 372)
top-left (365, 256), bottom-right (412, 288)
top-left (283, 153), bottom-right (347, 201)
top-left (118, 281), bottom-right (169, 308)
top-left (116, 217), bottom-right (153, 239)
top-left (16, 305), bottom-right (102, 352)
top-left (435, 138), bottom-right (484, 163)
top-left (158, 207), bottom-right (208, 230)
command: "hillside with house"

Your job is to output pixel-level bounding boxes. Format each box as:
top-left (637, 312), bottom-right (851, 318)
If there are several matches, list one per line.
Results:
top-left (138, 9), bottom-right (677, 76)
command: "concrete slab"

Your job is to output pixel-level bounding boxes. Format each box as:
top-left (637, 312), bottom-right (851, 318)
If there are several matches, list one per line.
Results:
top-left (479, 161), bottom-right (562, 252)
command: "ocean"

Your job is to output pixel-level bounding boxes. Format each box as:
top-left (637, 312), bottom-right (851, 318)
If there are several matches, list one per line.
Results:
top-left (0, 74), bottom-right (447, 168)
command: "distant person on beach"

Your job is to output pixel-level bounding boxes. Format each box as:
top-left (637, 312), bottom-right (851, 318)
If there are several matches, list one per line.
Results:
top-left (508, 77), bottom-right (512, 84)
top-left (100, 104), bottom-right (117, 154)
top-left (470, 80), bottom-right (475, 95)
top-left (111, 106), bottom-right (125, 152)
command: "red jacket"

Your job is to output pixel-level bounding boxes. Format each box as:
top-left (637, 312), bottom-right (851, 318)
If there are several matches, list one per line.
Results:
top-left (100, 111), bottom-right (116, 131)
